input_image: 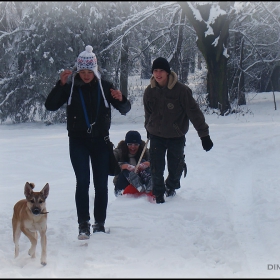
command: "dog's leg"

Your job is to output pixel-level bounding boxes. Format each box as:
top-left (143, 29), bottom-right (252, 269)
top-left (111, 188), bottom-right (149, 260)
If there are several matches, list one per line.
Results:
top-left (21, 227), bottom-right (37, 258)
top-left (12, 219), bottom-right (21, 258)
top-left (28, 231), bottom-right (38, 258)
top-left (39, 229), bottom-right (47, 266)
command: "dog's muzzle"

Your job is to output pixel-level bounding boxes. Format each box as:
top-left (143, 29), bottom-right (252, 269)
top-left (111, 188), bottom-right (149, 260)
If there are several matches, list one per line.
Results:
top-left (31, 208), bottom-right (41, 215)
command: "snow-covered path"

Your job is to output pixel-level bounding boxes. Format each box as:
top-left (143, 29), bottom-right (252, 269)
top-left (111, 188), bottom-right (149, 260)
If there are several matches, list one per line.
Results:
top-left (0, 92), bottom-right (280, 278)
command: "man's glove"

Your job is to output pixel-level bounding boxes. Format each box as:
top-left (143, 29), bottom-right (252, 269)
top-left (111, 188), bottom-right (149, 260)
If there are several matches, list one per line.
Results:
top-left (201, 135), bottom-right (213, 152)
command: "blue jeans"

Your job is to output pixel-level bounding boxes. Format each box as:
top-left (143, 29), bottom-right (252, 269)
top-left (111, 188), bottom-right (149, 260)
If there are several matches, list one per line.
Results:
top-left (149, 134), bottom-right (186, 196)
top-left (69, 136), bottom-right (109, 224)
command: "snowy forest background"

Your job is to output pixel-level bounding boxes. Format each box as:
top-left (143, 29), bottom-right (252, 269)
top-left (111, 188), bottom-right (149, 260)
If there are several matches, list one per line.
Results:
top-left (0, 1), bottom-right (280, 124)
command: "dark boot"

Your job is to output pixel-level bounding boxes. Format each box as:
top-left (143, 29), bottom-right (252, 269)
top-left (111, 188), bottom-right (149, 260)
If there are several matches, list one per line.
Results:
top-left (165, 187), bottom-right (176, 197)
top-left (78, 221), bottom-right (91, 240)
top-left (92, 222), bottom-right (105, 233)
top-left (155, 194), bottom-right (165, 204)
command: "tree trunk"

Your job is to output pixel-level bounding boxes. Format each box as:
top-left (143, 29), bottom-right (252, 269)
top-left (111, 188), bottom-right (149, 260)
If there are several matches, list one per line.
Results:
top-left (179, 2), bottom-right (232, 115)
top-left (181, 59), bottom-right (189, 84)
top-left (197, 53), bottom-right (202, 70)
top-left (206, 54), bottom-right (229, 112)
top-left (228, 30), bottom-right (246, 106)
top-left (141, 51), bottom-right (152, 79)
top-left (169, 10), bottom-right (185, 80)
top-left (237, 38), bottom-right (246, 105)
top-left (267, 66), bottom-right (280, 92)
top-left (119, 37), bottom-right (128, 97)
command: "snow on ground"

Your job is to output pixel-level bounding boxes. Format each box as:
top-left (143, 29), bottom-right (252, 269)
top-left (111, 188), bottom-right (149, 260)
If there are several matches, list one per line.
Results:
top-left (0, 78), bottom-right (280, 277)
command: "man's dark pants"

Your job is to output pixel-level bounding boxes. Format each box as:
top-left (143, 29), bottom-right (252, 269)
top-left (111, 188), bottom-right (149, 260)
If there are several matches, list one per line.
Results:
top-left (149, 134), bottom-right (185, 197)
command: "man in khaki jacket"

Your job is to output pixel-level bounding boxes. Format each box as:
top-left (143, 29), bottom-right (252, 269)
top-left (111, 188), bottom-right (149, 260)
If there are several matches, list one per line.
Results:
top-left (143, 57), bottom-right (213, 204)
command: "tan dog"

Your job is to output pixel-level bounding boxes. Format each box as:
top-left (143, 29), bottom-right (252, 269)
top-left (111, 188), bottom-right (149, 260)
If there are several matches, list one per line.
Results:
top-left (12, 182), bottom-right (49, 266)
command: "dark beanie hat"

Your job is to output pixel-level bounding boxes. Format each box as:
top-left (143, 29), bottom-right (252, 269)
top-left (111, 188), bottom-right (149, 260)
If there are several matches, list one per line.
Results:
top-left (151, 57), bottom-right (171, 74)
top-left (125, 131), bottom-right (142, 145)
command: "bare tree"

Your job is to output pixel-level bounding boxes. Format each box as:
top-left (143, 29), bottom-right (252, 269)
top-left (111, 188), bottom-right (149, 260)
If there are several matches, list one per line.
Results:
top-left (228, 2), bottom-right (280, 110)
top-left (2, 1), bottom-right (280, 123)
top-left (179, 2), bottom-right (235, 115)
top-left (101, 2), bottom-right (191, 89)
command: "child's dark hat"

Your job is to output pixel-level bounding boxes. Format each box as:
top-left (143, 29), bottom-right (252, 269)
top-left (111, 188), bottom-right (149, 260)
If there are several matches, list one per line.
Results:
top-left (125, 131), bottom-right (142, 145)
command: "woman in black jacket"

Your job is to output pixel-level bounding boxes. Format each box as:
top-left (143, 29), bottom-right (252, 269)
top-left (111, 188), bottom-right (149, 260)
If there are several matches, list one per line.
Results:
top-left (45, 45), bottom-right (131, 240)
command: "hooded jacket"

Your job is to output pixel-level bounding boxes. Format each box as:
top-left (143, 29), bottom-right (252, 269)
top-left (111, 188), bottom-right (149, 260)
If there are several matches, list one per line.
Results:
top-left (45, 74), bottom-right (131, 138)
top-left (143, 71), bottom-right (209, 138)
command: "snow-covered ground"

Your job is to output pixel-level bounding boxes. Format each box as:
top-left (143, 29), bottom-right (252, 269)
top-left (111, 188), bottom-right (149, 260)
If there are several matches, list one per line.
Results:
top-left (0, 79), bottom-right (280, 277)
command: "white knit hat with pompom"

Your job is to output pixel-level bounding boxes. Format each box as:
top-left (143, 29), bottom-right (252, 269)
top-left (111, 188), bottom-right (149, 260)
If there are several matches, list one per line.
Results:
top-left (68, 45), bottom-right (108, 107)
top-left (77, 45), bottom-right (100, 79)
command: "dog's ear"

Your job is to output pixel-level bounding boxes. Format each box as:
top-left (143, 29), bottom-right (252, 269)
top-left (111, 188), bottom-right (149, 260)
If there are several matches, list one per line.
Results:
top-left (41, 183), bottom-right (49, 199)
top-left (24, 182), bottom-right (34, 197)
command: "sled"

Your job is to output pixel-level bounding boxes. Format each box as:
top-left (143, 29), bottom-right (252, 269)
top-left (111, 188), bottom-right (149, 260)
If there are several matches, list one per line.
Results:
top-left (123, 184), bottom-right (154, 198)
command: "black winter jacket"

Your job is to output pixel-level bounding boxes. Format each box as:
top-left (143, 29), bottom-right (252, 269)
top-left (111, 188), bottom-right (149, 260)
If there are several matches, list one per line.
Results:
top-left (45, 75), bottom-right (131, 138)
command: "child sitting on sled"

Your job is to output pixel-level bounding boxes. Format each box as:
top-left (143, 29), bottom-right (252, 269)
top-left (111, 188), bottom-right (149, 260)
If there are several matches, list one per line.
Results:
top-left (113, 130), bottom-right (152, 197)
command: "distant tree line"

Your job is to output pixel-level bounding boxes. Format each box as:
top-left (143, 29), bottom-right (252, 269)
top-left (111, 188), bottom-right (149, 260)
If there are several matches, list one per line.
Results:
top-left (0, 1), bottom-right (279, 123)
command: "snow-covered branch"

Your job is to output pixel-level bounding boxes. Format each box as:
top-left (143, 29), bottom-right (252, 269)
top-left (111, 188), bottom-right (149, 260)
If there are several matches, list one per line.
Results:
top-left (0, 28), bottom-right (31, 41)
